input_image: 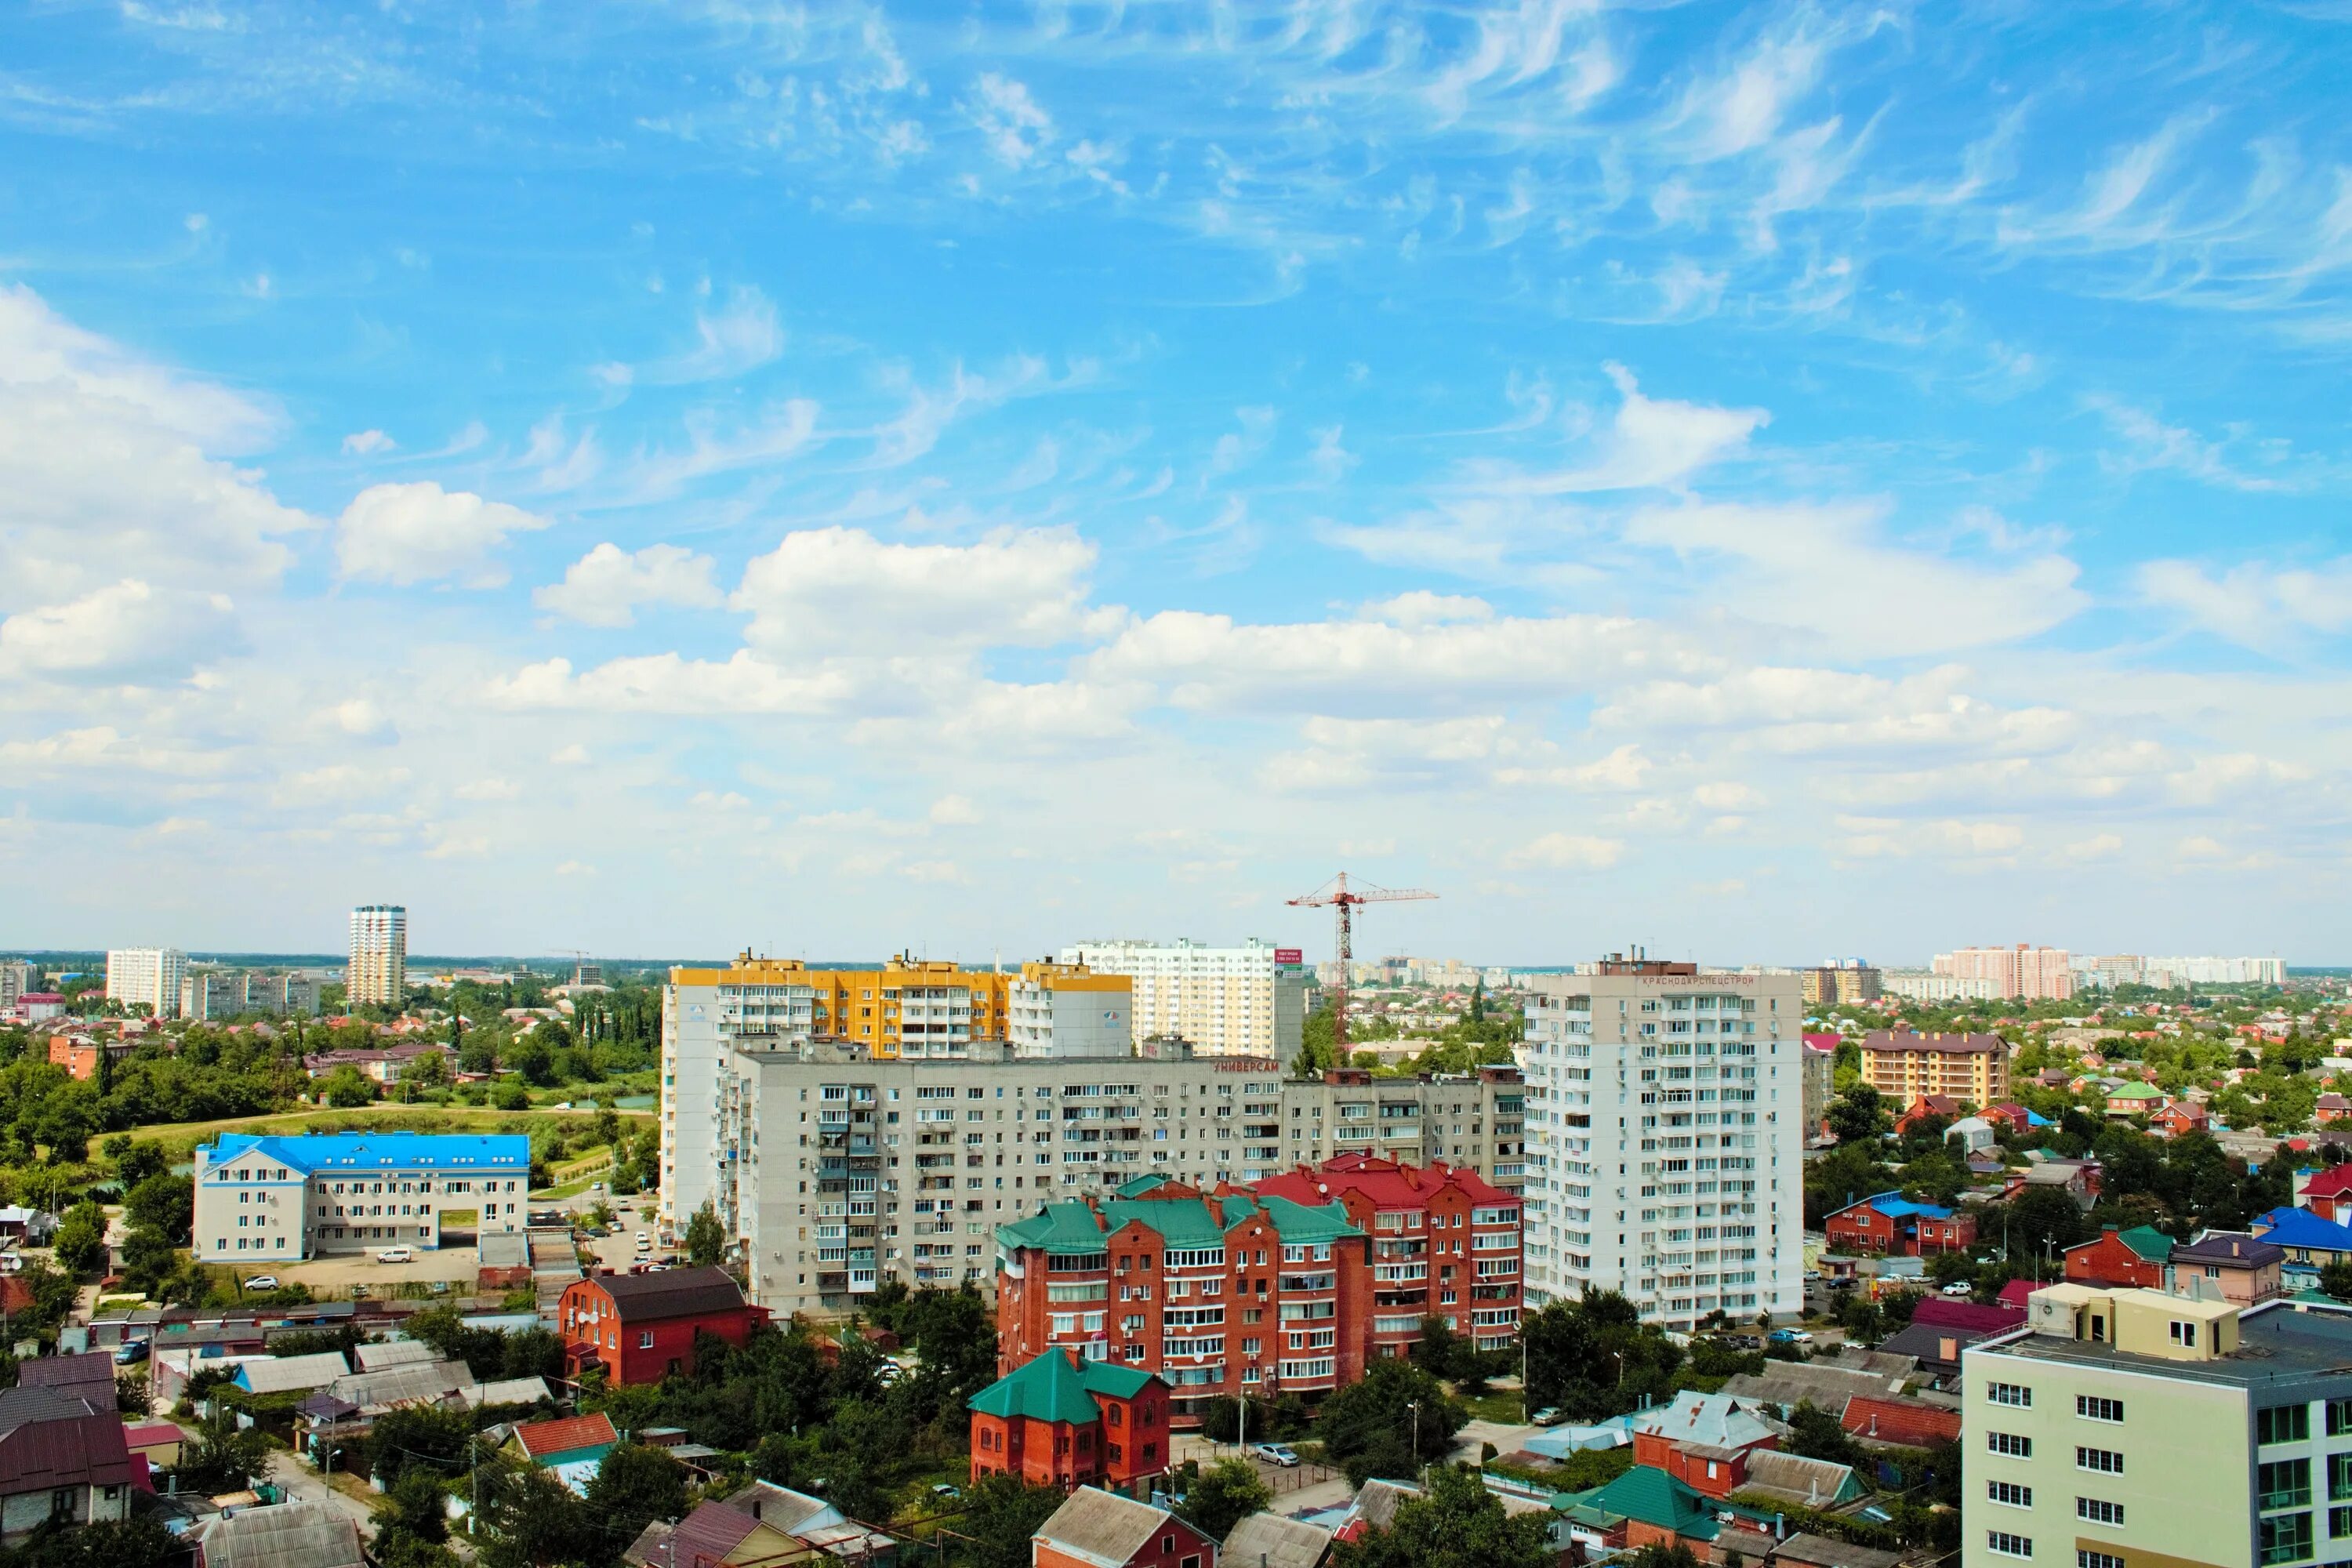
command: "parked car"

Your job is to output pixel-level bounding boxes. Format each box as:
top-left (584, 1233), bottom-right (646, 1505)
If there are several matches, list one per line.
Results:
top-left (1529, 1407), bottom-right (1565, 1427)
top-left (1942, 1281), bottom-right (1974, 1297)
top-left (431, 1279), bottom-right (452, 1294)
top-left (1250, 1443), bottom-right (1301, 1467)
top-left (1767, 1328), bottom-right (1813, 1344)
top-left (114, 1341), bottom-right (150, 1365)
top-left (931, 1483), bottom-right (960, 1499)
top-left (634, 1231), bottom-right (652, 1247)
top-left (242, 1275), bottom-right (279, 1291)
top-left (378, 1246), bottom-right (415, 1263)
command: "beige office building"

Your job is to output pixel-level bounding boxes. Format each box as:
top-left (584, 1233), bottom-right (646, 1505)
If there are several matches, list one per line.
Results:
top-left (347, 905), bottom-right (408, 1006)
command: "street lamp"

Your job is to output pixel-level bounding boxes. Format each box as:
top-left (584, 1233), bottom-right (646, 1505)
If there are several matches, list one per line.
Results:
top-left (1407, 1399), bottom-right (1421, 1483)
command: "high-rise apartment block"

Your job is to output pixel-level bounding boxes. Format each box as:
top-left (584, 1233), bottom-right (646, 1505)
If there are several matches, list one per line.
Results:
top-left (2075, 954), bottom-right (2288, 989)
top-left (182, 970), bottom-right (323, 1022)
top-left (347, 905), bottom-right (408, 1005)
top-left (1962, 1283), bottom-right (2352, 1568)
top-left (1934, 943), bottom-right (2074, 1001)
top-left (1859, 1027), bottom-right (2011, 1105)
top-left (1279, 1067), bottom-right (1525, 1186)
top-left (0, 960), bottom-right (34, 1010)
top-left (1007, 963), bottom-right (1134, 1058)
top-left (1799, 960), bottom-right (1882, 1006)
top-left (1519, 956), bottom-right (1805, 1329)
top-left (106, 947), bottom-right (188, 1018)
top-left (1057, 939), bottom-right (1308, 1058)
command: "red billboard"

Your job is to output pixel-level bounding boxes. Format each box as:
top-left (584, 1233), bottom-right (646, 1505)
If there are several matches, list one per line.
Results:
top-left (1274, 948), bottom-right (1303, 965)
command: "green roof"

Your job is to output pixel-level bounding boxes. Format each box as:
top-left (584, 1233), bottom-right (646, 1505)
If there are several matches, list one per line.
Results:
top-left (996, 1201), bottom-right (1114, 1257)
top-left (1552, 1468), bottom-right (1722, 1541)
top-left (2118, 1225), bottom-right (2174, 1262)
top-left (2105, 1083), bottom-right (2164, 1101)
top-left (967, 1351), bottom-right (1160, 1424)
top-left (1250, 1193), bottom-right (1363, 1244)
top-left (1116, 1174), bottom-right (1175, 1198)
top-left (1102, 1197), bottom-right (1228, 1248)
top-left (996, 1190), bottom-right (1362, 1257)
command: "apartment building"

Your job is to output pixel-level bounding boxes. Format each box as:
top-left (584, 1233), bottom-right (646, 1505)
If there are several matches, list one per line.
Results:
top-left (1885, 973), bottom-right (2002, 1004)
top-left (348, 905), bottom-right (408, 1006)
top-left (1962, 1283), bottom-right (2352, 1568)
top-left (1799, 962), bottom-right (1882, 1006)
top-left (1935, 944), bottom-right (2075, 1002)
top-left (1008, 963), bottom-right (1135, 1059)
top-left (1519, 956), bottom-right (1804, 1329)
top-left (1058, 939), bottom-right (1307, 1059)
top-left (191, 1131), bottom-right (528, 1262)
top-left (1279, 1067), bottom-right (1526, 1193)
top-left (1254, 1154), bottom-right (1523, 1353)
top-left (994, 1176), bottom-right (1371, 1424)
top-left (0, 962), bottom-right (33, 1011)
top-left (105, 948), bottom-right (187, 1018)
top-left (691, 1032), bottom-right (1534, 1318)
top-left (1860, 1027), bottom-right (2011, 1106)
top-left (662, 955), bottom-right (1079, 1219)
top-left (181, 969), bottom-right (319, 1022)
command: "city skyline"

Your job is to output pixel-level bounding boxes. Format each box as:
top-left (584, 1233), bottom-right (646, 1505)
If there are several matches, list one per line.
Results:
top-left (4, 4), bottom-right (2348, 957)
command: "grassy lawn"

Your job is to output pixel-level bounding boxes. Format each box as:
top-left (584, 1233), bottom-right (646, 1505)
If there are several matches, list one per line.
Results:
top-left (1459, 1388), bottom-right (1526, 1425)
top-left (137, 1105), bottom-right (649, 1163)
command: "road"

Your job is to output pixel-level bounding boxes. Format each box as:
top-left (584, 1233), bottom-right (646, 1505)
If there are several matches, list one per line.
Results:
top-left (263, 1444), bottom-right (380, 1539)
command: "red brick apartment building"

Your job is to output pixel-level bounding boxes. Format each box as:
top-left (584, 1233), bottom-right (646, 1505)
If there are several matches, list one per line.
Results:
top-left (1251, 1153), bottom-right (1523, 1356)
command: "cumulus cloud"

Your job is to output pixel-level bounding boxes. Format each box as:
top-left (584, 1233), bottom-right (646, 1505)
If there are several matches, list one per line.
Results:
top-left (732, 526), bottom-right (1114, 657)
top-left (535, 543), bottom-right (725, 628)
top-left (2137, 557), bottom-right (2352, 652)
top-left (335, 482), bottom-right (553, 587)
top-left (0, 580), bottom-right (239, 684)
top-left (342, 429), bottom-right (395, 455)
top-left (1508, 833), bottom-right (1626, 869)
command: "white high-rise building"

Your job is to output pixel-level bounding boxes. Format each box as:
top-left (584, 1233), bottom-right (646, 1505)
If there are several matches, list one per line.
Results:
top-left (1056, 938), bottom-right (1304, 1058)
top-left (0, 961), bottom-right (34, 1010)
top-left (347, 905), bottom-right (408, 1006)
top-left (106, 947), bottom-right (188, 1018)
top-left (1519, 955), bottom-right (1804, 1330)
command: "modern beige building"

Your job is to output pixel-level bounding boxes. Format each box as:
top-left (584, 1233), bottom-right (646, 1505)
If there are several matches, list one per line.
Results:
top-left (1859, 1026), bottom-right (2011, 1105)
top-left (1935, 943), bottom-right (2075, 1001)
top-left (1006, 962), bottom-right (1134, 1058)
top-left (347, 905), bottom-right (408, 1006)
top-left (1057, 938), bottom-right (1307, 1058)
top-left (1962, 1283), bottom-right (2352, 1568)
top-left (105, 947), bottom-right (187, 1018)
top-left (1799, 963), bottom-right (1882, 1006)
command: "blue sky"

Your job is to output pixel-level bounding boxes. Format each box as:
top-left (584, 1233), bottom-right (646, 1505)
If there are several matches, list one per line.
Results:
top-left (2, 0), bottom-right (2348, 963)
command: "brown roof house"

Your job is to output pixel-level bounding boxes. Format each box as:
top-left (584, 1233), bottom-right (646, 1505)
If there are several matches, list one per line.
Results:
top-left (0, 1387), bottom-right (136, 1541)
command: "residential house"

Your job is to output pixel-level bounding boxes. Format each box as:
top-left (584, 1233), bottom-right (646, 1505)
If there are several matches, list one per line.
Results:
top-left (1944, 1116), bottom-right (1996, 1155)
top-left (2251, 1207), bottom-right (2352, 1281)
top-left (2297, 1166), bottom-right (2352, 1222)
top-left (506, 1412), bottom-right (619, 1495)
top-left (559, 1267), bottom-right (769, 1385)
top-left (1822, 1192), bottom-right (1977, 1257)
top-left (2150, 1099), bottom-right (2210, 1138)
top-left (0, 1209), bottom-right (57, 1245)
top-left (2064, 1225), bottom-right (2174, 1290)
top-left (184, 1499), bottom-right (368, 1568)
top-left (2101, 1081), bottom-right (2166, 1119)
top-left (1978, 1102), bottom-right (2046, 1134)
top-left (1733, 1451), bottom-right (1867, 1509)
top-left (2168, 1233), bottom-right (2285, 1305)
top-left (13, 1353), bottom-right (119, 1402)
top-left (1838, 1394), bottom-right (1962, 1447)
top-left (1218, 1514), bottom-right (1333, 1568)
top-left (967, 1348), bottom-right (1170, 1494)
top-left (2003, 1156), bottom-right (2101, 1210)
top-left (1550, 1465), bottom-right (1722, 1555)
top-left (1911, 1295), bottom-right (2025, 1335)
top-left (1626, 1391), bottom-right (1789, 1499)
top-left (1033, 1486), bottom-right (1218, 1568)
top-left (0, 1388), bottom-right (134, 1541)
top-left (1874, 1320), bottom-right (1992, 1383)
top-left (1894, 1094), bottom-right (1964, 1134)
top-left (622, 1485), bottom-right (898, 1568)
top-left (230, 1352), bottom-right (353, 1398)
top-left (2316, 1095), bottom-right (2352, 1128)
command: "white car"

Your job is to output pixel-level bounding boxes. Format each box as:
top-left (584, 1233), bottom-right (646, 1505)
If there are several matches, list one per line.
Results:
top-left (1942, 1282), bottom-right (1974, 1297)
top-left (243, 1276), bottom-right (279, 1291)
top-left (377, 1246), bottom-right (414, 1263)
top-left (1250, 1443), bottom-right (1301, 1468)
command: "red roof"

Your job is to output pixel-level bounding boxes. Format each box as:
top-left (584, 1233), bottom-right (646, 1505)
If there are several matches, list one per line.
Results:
top-left (1802, 1033), bottom-right (1841, 1052)
top-left (1840, 1395), bottom-right (1962, 1446)
top-left (2305, 1167), bottom-right (2352, 1200)
top-left (1911, 1297), bottom-right (2024, 1334)
top-left (513, 1410), bottom-right (618, 1460)
top-left (1250, 1153), bottom-right (1515, 1212)
top-left (1997, 1278), bottom-right (2037, 1310)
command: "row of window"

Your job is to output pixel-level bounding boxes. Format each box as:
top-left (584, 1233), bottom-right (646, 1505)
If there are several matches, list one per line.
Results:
top-left (1982, 1482), bottom-right (2122, 1524)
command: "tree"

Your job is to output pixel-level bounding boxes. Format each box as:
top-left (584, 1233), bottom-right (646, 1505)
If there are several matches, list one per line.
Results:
top-left (52, 1200), bottom-right (105, 1275)
top-left (112, 1139), bottom-right (168, 1189)
top-left (125, 1172), bottom-right (193, 1243)
top-left (1411, 1314), bottom-right (1464, 1381)
top-left (953, 1474), bottom-right (1067, 1568)
top-left (405, 1050), bottom-right (453, 1090)
top-left (1173, 1457), bottom-right (1273, 1542)
top-left (321, 1065), bottom-right (376, 1108)
top-left (1783, 1400), bottom-right (1864, 1468)
top-left (479, 1466), bottom-right (601, 1568)
top-left (370, 1402), bottom-right (477, 1486)
top-left (176, 1406), bottom-right (273, 1493)
top-left (506, 1034), bottom-right (557, 1087)
top-left (584, 1444), bottom-right (688, 1544)
top-left (2320, 1259), bottom-right (2352, 1303)
top-left (685, 1202), bottom-right (724, 1267)
top-left (1521, 1289), bottom-right (1686, 1421)
top-left (1316, 1357), bottom-right (1466, 1486)
top-left (492, 1081), bottom-right (531, 1112)
top-left (1330, 1464), bottom-right (1554, 1568)
top-left (2004, 1185), bottom-right (2092, 1264)
top-left (1827, 1085), bottom-right (1887, 1145)
top-left (0, 1512), bottom-right (180, 1568)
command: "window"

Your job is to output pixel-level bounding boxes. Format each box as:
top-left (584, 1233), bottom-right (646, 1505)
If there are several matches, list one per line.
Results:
top-left (2076, 1395), bottom-right (2125, 1423)
top-left (2077, 1498), bottom-right (2125, 1527)
top-left (2260, 1512), bottom-right (2314, 1566)
top-left (1988, 1481), bottom-right (2033, 1508)
top-left (2080, 1552), bottom-right (2125, 1568)
top-left (2077, 1447), bottom-right (2124, 1475)
top-left (1988, 1381), bottom-right (2033, 1407)
top-left (2329, 1399), bottom-right (2352, 1438)
top-left (637, 1330), bottom-right (655, 1349)
top-left (2170, 1319), bottom-right (2201, 1345)
top-left (2333, 1507), bottom-right (2352, 1541)
top-left (2266, 1461), bottom-right (2316, 1511)
top-left (2264, 1405), bottom-right (2314, 1445)
top-left (1987, 1432), bottom-right (2033, 1458)
top-left (1987, 1531), bottom-right (2034, 1559)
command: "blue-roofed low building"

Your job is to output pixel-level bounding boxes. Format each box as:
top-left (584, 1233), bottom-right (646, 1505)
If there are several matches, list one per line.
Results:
top-left (2251, 1207), bottom-right (2352, 1284)
top-left (1822, 1190), bottom-right (1978, 1257)
top-left (192, 1131), bottom-right (530, 1263)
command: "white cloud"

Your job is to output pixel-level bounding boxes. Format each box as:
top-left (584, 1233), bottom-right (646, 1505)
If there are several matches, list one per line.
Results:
top-left (634, 287), bottom-right (786, 385)
top-left (968, 73), bottom-right (1054, 168)
top-left (555, 859), bottom-right (596, 876)
top-left (0, 579), bottom-right (238, 684)
top-left (456, 777), bottom-right (521, 801)
top-left (2090, 397), bottom-right (2296, 492)
top-left (2065, 833), bottom-right (2125, 862)
top-left (929, 794), bottom-right (982, 826)
top-left (2137, 557), bottom-right (2352, 652)
top-left (1359, 592), bottom-right (1494, 628)
top-left (1834, 816), bottom-right (2024, 860)
top-left (335, 481), bottom-right (554, 587)
top-left (1468, 365), bottom-right (1765, 497)
top-left (732, 526), bottom-right (1112, 657)
top-left (1507, 833), bottom-right (1625, 870)
top-left (550, 743), bottom-right (592, 766)
top-left (342, 429), bottom-right (395, 456)
top-left (535, 543), bottom-right (725, 628)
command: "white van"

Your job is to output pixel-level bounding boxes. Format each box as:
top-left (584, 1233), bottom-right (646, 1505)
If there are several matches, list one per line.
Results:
top-left (377, 1246), bottom-right (415, 1263)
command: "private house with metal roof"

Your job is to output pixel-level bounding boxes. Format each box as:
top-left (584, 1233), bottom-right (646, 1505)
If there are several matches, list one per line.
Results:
top-left (2063, 1224), bottom-right (2176, 1290)
top-left (192, 1131), bottom-right (530, 1262)
top-left (1821, 1192), bottom-right (1977, 1257)
top-left (994, 1174), bottom-right (1370, 1424)
top-left (1549, 1464), bottom-right (1724, 1555)
top-left (1032, 1486), bottom-right (1217, 1568)
top-left (622, 1483), bottom-right (898, 1568)
top-left (1625, 1391), bottom-right (1791, 1499)
top-left (0, 1388), bottom-right (134, 1541)
top-left (184, 1498), bottom-right (368, 1568)
top-left (1249, 1154), bottom-right (1523, 1356)
top-left (558, 1266), bottom-right (768, 1385)
top-left (2169, 1231), bottom-right (2285, 1305)
top-left (967, 1347), bottom-right (1170, 1494)
top-left (2251, 1206), bottom-right (2352, 1284)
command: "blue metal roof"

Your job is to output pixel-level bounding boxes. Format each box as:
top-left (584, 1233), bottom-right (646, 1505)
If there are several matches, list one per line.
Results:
top-left (2256, 1207), bottom-right (2352, 1254)
top-left (1840, 1189), bottom-right (1956, 1221)
top-left (202, 1131), bottom-right (529, 1174)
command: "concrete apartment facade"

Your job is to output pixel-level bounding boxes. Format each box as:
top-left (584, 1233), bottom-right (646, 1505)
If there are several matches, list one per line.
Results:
top-left (181, 970), bottom-right (323, 1021)
top-left (1007, 964), bottom-right (1135, 1059)
top-left (105, 947), bottom-right (187, 1018)
top-left (347, 905), bottom-right (408, 1005)
top-left (0, 962), bottom-right (33, 1011)
top-left (1935, 943), bottom-right (2076, 1002)
top-left (192, 1131), bottom-right (528, 1262)
top-left (1519, 957), bottom-right (1805, 1329)
top-left (1860, 1027), bottom-right (2012, 1106)
top-left (691, 1031), bottom-right (1534, 1318)
top-left (1962, 1284), bottom-right (2352, 1568)
top-left (1057, 939), bottom-right (1308, 1059)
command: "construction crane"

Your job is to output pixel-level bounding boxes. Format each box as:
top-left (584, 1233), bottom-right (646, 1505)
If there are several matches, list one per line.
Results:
top-left (1287, 873), bottom-right (1437, 1055)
